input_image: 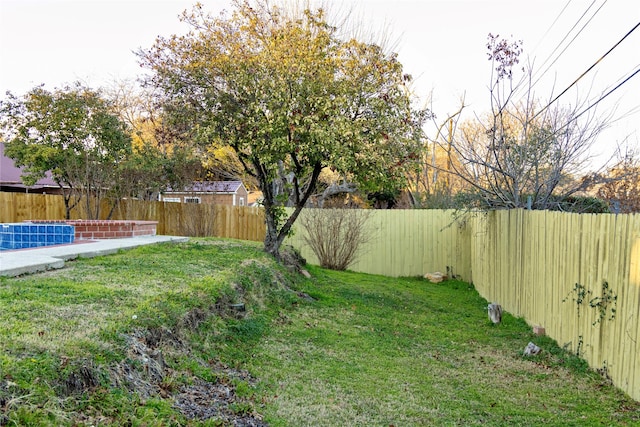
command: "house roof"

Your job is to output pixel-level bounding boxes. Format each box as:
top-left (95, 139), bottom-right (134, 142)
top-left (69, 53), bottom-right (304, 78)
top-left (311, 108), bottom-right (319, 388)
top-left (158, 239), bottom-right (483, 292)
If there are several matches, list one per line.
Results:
top-left (0, 143), bottom-right (58, 189)
top-left (166, 180), bottom-right (246, 194)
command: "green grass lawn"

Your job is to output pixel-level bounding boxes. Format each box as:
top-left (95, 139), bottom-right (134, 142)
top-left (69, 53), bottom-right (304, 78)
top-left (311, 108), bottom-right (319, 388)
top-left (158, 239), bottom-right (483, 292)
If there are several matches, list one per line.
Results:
top-left (0, 238), bottom-right (638, 426)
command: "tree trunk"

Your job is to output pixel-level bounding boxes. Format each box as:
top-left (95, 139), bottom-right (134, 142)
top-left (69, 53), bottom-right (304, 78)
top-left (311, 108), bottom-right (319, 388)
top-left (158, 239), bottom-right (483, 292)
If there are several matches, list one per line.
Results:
top-left (61, 185), bottom-right (73, 220)
top-left (263, 205), bottom-right (282, 260)
top-left (64, 197), bottom-right (72, 220)
top-left (261, 162), bottom-right (322, 261)
top-left (263, 197), bottom-right (307, 260)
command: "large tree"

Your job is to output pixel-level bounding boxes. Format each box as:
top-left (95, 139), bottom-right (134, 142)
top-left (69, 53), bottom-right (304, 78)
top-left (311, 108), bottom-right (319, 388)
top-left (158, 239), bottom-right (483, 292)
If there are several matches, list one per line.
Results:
top-left (139, 0), bottom-right (425, 259)
top-left (0, 83), bottom-right (131, 219)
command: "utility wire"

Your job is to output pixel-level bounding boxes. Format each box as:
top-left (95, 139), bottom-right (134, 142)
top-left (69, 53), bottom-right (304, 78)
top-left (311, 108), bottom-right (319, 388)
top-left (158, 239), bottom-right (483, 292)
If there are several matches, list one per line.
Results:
top-left (565, 65), bottom-right (640, 126)
top-left (530, 0), bottom-right (608, 90)
top-left (608, 70), bottom-right (640, 122)
top-left (598, 60), bottom-right (640, 101)
top-left (533, 20), bottom-right (640, 120)
top-left (530, 0), bottom-right (573, 57)
top-left (512, 0), bottom-right (604, 102)
top-left (512, 0), bottom-right (573, 95)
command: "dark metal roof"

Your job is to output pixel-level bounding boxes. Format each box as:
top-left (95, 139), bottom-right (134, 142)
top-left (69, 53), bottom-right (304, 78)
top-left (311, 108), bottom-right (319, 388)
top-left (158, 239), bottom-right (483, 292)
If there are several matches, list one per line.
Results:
top-left (166, 180), bottom-right (245, 194)
top-left (0, 143), bottom-right (58, 189)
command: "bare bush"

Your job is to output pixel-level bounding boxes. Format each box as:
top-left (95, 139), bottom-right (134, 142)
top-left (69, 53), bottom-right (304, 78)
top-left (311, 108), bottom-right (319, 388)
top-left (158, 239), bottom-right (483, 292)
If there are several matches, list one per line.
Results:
top-left (299, 208), bottom-right (373, 271)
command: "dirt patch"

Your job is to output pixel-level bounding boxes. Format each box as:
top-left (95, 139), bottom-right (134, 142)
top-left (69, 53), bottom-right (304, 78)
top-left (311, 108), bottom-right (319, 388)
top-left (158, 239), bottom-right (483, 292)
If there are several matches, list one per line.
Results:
top-left (174, 368), bottom-right (267, 426)
top-left (104, 304), bottom-right (269, 424)
top-left (63, 362), bottom-right (101, 395)
top-left (102, 329), bottom-right (267, 424)
top-left (56, 259), bottom-right (310, 424)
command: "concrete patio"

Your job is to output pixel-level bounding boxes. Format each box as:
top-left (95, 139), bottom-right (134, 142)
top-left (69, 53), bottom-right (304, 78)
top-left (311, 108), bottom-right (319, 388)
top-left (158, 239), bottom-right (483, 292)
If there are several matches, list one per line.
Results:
top-left (0, 235), bottom-right (188, 277)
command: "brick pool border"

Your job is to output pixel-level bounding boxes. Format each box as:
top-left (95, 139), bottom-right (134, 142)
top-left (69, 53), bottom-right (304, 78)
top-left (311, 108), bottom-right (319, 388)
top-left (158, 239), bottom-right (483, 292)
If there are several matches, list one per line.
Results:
top-left (26, 220), bottom-right (158, 240)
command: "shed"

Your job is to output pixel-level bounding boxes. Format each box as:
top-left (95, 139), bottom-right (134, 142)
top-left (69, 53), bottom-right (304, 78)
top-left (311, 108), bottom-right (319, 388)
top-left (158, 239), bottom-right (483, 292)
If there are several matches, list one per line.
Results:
top-left (161, 181), bottom-right (249, 206)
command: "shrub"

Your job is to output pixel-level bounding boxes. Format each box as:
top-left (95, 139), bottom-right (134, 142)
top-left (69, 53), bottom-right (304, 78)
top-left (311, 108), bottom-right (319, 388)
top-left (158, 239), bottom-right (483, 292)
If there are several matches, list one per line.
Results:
top-left (299, 208), bottom-right (373, 271)
top-left (545, 195), bottom-right (610, 213)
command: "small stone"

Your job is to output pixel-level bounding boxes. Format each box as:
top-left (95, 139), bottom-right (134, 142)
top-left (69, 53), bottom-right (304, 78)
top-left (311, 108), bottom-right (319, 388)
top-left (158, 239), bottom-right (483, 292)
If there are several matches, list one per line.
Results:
top-left (301, 269), bottom-right (311, 278)
top-left (424, 272), bottom-right (445, 283)
top-left (488, 303), bottom-right (502, 324)
top-left (523, 342), bottom-right (541, 356)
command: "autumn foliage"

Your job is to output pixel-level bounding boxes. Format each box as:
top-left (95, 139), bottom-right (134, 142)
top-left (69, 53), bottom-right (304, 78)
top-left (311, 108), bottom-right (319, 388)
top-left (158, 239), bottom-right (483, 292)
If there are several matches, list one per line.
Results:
top-left (597, 162), bottom-right (640, 213)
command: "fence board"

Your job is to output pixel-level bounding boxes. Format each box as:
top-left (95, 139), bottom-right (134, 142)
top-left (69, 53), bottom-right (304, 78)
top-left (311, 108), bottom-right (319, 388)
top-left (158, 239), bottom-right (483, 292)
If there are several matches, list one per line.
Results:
top-left (626, 219), bottom-right (640, 396)
top-left (476, 210), bottom-right (639, 401)
top-left (0, 192), bottom-right (67, 223)
top-left (0, 193), bottom-right (15, 222)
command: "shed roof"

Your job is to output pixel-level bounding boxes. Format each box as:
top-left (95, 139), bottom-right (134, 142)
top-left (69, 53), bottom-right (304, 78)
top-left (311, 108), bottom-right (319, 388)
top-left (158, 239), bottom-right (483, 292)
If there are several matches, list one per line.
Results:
top-left (167, 180), bottom-right (246, 194)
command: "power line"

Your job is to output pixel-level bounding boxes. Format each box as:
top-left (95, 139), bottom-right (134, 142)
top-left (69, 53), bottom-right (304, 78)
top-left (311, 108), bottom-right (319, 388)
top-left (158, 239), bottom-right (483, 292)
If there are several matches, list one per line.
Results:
top-left (530, 0), bottom-right (573, 57)
top-left (533, 20), bottom-right (640, 120)
top-left (605, 62), bottom-right (640, 124)
top-left (598, 60), bottom-right (640, 101)
top-left (530, 0), bottom-right (608, 90)
top-left (567, 65), bottom-right (640, 126)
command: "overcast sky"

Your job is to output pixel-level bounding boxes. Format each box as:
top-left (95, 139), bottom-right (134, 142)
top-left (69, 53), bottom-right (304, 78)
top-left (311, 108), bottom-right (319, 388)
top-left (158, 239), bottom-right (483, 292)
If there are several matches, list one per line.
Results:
top-left (1, 0), bottom-right (638, 166)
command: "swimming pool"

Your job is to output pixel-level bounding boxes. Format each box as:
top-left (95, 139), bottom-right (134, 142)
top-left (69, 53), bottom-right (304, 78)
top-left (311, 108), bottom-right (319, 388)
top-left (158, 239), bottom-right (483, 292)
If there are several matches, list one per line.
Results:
top-left (0, 222), bottom-right (75, 250)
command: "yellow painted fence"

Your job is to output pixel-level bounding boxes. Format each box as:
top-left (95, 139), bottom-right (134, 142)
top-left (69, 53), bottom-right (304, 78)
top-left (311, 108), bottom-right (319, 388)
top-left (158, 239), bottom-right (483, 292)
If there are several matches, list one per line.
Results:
top-left (286, 208), bottom-right (473, 279)
top-left (287, 208), bottom-right (640, 401)
top-left (1, 192), bottom-right (638, 400)
top-left (468, 210), bottom-right (640, 402)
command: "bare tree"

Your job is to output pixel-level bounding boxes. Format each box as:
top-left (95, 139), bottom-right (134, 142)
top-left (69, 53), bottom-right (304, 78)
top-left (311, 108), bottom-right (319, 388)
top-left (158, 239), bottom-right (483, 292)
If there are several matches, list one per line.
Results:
top-left (408, 97), bottom-right (467, 209)
top-left (438, 34), bottom-right (616, 211)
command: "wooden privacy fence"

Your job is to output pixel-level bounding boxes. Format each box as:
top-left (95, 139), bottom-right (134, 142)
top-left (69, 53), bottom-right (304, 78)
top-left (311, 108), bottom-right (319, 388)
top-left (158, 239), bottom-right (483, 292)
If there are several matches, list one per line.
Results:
top-left (2, 191), bottom-right (638, 400)
top-left (0, 192), bottom-right (266, 242)
top-left (0, 192), bottom-right (67, 222)
top-left (110, 198), bottom-right (265, 241)
top-left (287, 208), bottom-right (640, 401)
